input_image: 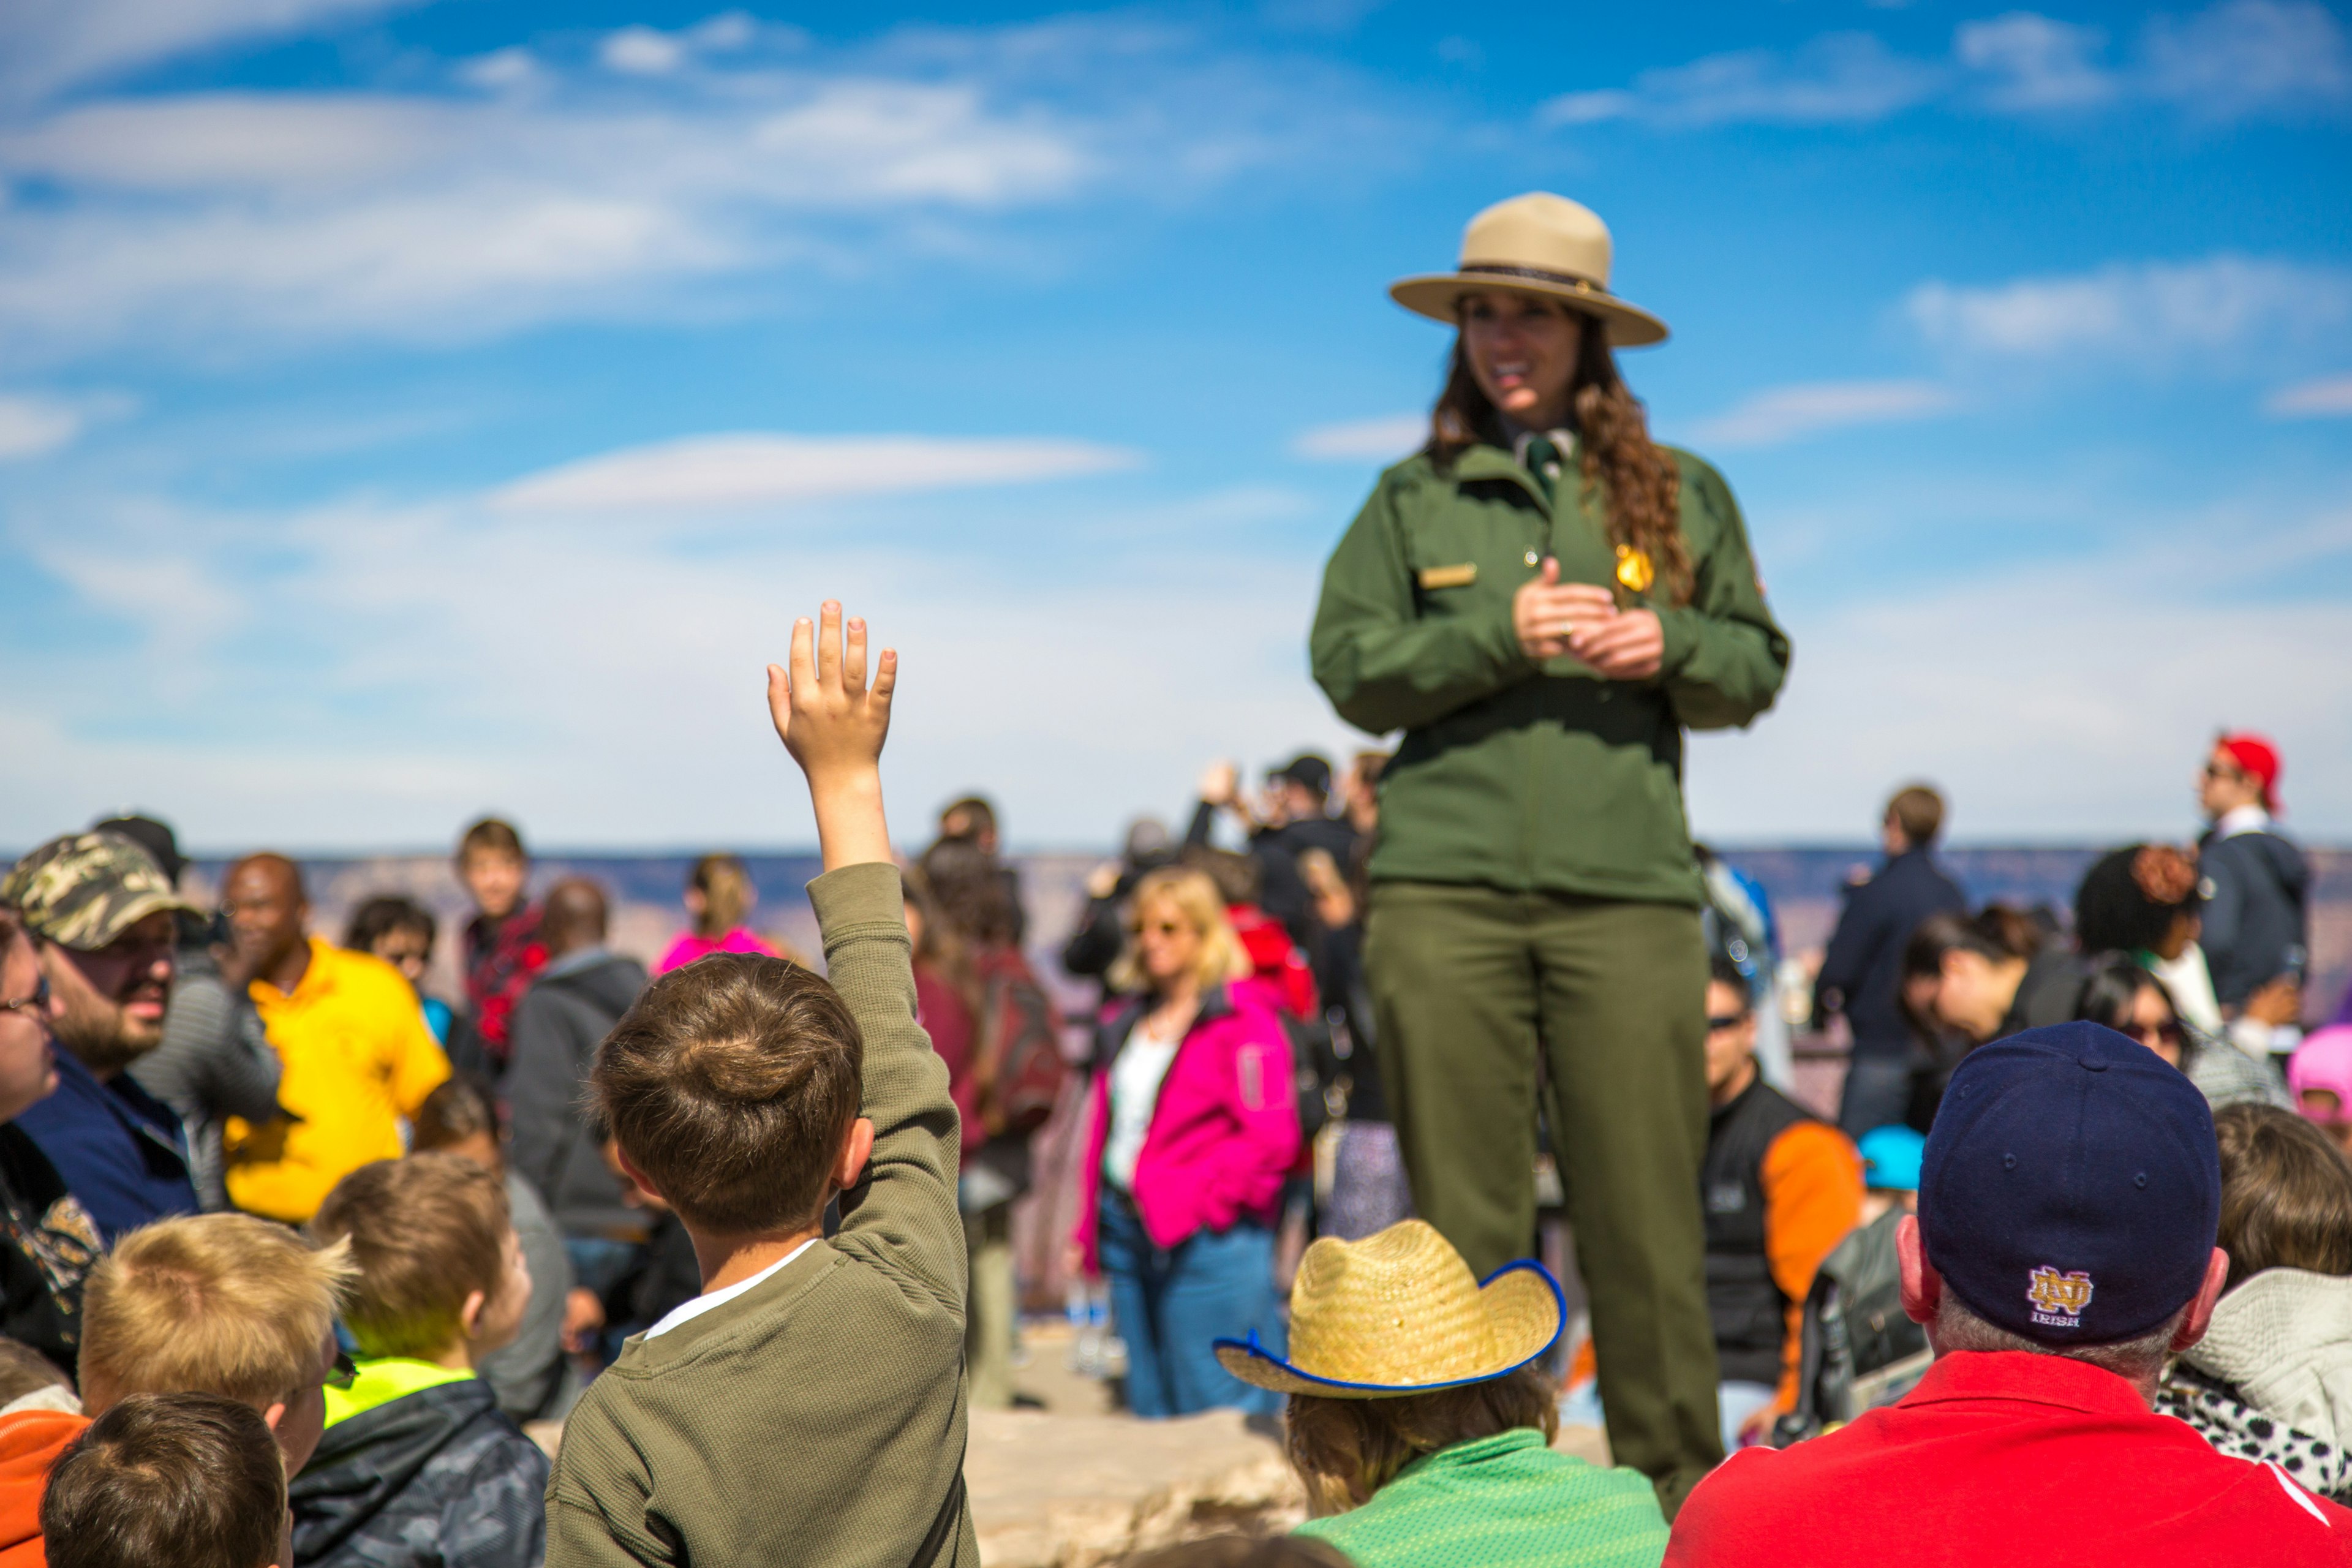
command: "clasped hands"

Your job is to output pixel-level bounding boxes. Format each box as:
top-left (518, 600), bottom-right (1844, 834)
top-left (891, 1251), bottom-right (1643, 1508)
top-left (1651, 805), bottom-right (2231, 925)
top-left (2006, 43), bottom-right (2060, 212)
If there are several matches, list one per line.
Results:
top-left (1512, 557), bottom-right (1664, 681)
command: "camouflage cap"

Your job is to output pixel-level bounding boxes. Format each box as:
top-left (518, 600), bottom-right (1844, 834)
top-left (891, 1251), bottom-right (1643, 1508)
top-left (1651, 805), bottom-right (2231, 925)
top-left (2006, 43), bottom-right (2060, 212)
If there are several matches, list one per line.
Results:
top-left (1, 831), bottom-right (202, 952)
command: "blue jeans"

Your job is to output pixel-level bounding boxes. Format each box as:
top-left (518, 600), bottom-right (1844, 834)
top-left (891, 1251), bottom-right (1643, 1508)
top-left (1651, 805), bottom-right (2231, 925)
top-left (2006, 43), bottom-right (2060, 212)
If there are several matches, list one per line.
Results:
top-left (1096, 1189), bottom-right (1283, 1419)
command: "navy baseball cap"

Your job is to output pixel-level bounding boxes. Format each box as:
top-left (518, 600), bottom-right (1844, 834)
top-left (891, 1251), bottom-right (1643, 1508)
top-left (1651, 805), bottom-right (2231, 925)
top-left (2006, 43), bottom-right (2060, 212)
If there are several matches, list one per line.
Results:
top-left (1920, 1022), bottom-right (2219, 1345)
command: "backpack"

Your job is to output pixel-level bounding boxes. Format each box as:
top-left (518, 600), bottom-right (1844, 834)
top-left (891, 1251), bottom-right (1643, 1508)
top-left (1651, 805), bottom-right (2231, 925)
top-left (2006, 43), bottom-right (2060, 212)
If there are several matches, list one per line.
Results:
top-left (1773, 1206), bottom-right (1931, 1446)
top-left (973, 951), bottom-right (1068, 1139)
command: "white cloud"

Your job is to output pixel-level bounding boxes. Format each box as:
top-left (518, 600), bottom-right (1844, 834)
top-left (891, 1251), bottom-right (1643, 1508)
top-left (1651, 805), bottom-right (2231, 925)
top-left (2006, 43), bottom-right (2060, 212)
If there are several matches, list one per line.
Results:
top-left (0, 394), bottom-right (83, 460)
top-left (1539, 1), bottom-right (2350, 132)
top-left (2267, 374), bottom-right (2352, 417)
top-left (0, 23), bottom-right (1401, 364)
top-left (1289, 414), bottom-right (1426, 462)
top-left (2141, 0), bottom-right (2352, 119)
top-left (1687, 380), bottom-right (1958, 448)
top-left (0, 0), bottom-right (423, 108)
top-left (600, 27), bottom-right (686, 77)
top-left (487, 433), bottom-right (1140, 514)
top-left (1956, 13), bottom-right (2116, 110)
top-left (1904, 255), bottom-right (2352, 359)
top-left (1540, 33), bottom-right (1943, 127)
top-left (0, 78), bottom-right (1098, 359)
top-left (1686, 500), bottom-right (2352, 841)
top-left (0, 486), bottom-right (1361, 850)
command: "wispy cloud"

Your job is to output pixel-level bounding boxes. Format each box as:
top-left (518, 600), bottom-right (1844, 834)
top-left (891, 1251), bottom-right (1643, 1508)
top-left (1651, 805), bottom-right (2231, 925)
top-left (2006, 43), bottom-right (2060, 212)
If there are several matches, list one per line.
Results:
top-left (0, 0), bottom-right (424, 108)
top-left (1540, 1), bottom-right (2350, 130)
top-left (0, 394), bottom-right (85, 461)
top-left (1687, 380), bottom-right (1958, 448)
top-left (2267, 374), bottom-right (2352, 417)
top-left (1954, 13), bottom-right (2116, 110)
top-left (1904, 255), bottom-right (2352, 358)
top-left (1541, 32), bottom-right (1942, 128)
top-left (488, 432), bottom-right (1139, 514)
top-left (0, 21), bottom-right (1413, 364)
top-left (1289, 414), bottom-right (1426, 461)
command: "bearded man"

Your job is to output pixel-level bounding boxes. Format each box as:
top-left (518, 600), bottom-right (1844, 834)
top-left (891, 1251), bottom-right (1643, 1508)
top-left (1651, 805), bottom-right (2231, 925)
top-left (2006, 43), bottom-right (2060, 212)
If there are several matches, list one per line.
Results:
top-left (2, 832), bottom-right (202, 1241)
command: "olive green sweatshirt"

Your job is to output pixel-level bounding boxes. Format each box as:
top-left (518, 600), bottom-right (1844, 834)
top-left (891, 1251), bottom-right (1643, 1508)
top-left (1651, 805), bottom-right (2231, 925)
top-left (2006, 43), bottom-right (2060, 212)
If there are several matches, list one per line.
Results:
top-left (1310, 441), bottom-right (1790, 907)
top-left (546, 863), bottom-right (974, 1567)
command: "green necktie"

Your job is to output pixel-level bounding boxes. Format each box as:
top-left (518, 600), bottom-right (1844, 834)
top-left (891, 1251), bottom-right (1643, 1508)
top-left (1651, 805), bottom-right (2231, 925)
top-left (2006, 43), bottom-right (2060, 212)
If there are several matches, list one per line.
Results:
top-left (1523, 434), bottom-right (1564, 503)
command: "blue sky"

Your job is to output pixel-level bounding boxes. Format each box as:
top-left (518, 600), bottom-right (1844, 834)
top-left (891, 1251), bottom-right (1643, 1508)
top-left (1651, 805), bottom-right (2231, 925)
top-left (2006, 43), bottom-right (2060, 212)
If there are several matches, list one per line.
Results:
top-left (2, 0), bottom-right (2348, 853)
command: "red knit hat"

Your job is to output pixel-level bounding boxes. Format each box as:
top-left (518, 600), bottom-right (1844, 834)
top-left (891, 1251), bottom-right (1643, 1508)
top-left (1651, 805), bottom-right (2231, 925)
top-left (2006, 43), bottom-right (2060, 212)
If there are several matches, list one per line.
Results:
top-left (2215, 732), bottom-right (2282, 813)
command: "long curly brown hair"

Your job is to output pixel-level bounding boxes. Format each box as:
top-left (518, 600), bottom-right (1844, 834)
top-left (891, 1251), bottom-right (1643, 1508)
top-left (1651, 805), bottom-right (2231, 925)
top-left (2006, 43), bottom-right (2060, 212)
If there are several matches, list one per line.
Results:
top-left (1427, 306), bottom-right (1692, 605)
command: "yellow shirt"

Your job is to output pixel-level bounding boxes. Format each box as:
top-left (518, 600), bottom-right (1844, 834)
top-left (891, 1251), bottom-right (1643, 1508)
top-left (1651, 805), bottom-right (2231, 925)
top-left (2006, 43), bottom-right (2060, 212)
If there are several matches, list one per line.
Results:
top-left (225, 937), bottom-right (450, 1222)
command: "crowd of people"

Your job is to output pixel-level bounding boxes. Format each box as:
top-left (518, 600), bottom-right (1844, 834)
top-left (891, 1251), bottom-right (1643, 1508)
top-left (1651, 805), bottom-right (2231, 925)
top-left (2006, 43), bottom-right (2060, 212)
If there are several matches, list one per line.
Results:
top-left (4, 186), bottom-right (2351, 1568)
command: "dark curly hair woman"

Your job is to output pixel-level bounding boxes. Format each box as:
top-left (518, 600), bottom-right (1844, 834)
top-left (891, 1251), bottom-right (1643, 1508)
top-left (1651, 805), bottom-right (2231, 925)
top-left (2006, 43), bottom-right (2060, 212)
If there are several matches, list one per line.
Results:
top-left (1308, 192), bottom-right (1791, 1515)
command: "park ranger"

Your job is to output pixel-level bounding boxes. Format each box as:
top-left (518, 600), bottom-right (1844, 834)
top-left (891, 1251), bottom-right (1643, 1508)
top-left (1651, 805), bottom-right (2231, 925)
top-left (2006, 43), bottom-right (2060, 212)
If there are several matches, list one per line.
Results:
top-left (1309, 192), bottom-right (1790, 1516)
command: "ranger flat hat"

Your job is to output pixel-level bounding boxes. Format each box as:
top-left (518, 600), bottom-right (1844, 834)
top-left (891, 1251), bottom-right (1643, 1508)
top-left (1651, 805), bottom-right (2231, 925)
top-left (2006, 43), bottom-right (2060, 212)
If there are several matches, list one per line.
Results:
top-left (1, 831), bottom-right (200, 952)
top-left (1389, 192), bottom-right (1668, 347)
top-left (1214, 1219), bottom-right (1562, 1398)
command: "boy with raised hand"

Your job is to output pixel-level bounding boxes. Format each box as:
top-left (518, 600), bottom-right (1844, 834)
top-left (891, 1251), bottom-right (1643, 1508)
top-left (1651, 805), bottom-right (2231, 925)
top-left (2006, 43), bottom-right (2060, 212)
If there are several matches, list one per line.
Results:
top-left (548, 605), bottom-right (973, 1567)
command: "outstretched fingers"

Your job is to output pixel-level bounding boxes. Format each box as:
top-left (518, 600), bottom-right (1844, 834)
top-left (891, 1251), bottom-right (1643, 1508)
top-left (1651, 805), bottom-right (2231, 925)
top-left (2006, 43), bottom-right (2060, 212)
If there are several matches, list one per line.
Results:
top-left (765, 662), bottom-right (793, 743)
top-left (843, 616), bottom-right (869, 696)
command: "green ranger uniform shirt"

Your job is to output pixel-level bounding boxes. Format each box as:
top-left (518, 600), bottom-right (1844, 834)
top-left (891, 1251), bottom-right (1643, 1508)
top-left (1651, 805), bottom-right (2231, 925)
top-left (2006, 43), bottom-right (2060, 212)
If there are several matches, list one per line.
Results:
top-left (1310, 440), bottom-right (1790, 908)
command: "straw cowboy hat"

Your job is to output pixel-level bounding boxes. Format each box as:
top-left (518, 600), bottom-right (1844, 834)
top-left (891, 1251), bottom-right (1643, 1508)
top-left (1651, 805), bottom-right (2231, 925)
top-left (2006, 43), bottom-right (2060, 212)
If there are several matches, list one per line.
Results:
top-left (1215, 1219), bottom-right (1564, 1398)
top-left (1389, 192), bottom-right (1669, 348)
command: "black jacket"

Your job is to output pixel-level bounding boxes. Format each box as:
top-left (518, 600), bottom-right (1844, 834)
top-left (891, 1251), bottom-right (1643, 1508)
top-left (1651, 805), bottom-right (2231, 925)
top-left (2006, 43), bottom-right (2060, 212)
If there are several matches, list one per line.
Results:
top-left (0, 1124), bottom-right (98, 1378)
top-left (1814, 848), bottom-right (1967, 1060)
top-left (503, 954), bottom-right (646, 1238)
top-left (1184, 802), bottom-right (1362, 948)
top-left (290, 1377), bottom-right (546, 1568)
top-left (2198, 827), bottom-right (2310, 1006)
top-left (1705, 1078), bottom-right (1816, 1387)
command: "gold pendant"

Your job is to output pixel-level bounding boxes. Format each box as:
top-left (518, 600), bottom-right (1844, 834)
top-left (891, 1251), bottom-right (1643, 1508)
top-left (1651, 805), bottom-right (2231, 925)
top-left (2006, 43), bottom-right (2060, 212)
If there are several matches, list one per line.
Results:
top-left (1615, 545), bottom-right (1654, 595)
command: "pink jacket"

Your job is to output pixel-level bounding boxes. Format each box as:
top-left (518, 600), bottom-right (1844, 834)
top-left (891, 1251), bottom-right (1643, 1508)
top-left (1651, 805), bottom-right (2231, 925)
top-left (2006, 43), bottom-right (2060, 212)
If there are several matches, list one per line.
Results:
top-left (1075, 979), bottom-right (1302, 1273)
top-left (654, 927), bottom-right (781, 976)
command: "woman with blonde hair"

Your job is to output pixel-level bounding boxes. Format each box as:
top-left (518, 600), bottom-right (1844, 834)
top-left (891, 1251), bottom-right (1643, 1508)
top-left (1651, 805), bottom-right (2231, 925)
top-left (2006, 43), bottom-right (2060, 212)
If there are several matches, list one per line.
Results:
top-left (653, 853), bottom-right (782, 975)
top-left (1217, 1218), bottom-right (1667, 1566)
top-left (1072, 867), bottom-right (1301, 1417)
top-left (1308, 191), bottom-right (1790, 1510)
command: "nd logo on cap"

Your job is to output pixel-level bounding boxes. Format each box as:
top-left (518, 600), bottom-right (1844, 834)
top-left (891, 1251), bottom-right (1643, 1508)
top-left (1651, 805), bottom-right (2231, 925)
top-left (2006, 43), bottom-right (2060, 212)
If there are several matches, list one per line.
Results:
top-left (2027, 1265), bottom-right (2094, 1329)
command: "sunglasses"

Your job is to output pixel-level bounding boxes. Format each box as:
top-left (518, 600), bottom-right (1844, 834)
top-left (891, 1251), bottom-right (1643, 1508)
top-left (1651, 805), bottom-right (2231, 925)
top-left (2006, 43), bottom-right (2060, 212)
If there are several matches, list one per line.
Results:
top-left (0, 976), bottom-right (50, 1019)
top-left (323, 1350), bottom-right (358, 1391)
top-left (1706, 1012), bottom-right (1750, 1033)
top-left (2127, 1019), bottom-right (2187, 1048)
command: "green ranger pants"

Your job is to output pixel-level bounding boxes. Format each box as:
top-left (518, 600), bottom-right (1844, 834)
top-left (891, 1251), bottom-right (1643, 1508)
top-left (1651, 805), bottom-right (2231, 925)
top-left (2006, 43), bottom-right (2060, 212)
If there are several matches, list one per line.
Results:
top-left (1365, 881), bottom-right (1724, 1516)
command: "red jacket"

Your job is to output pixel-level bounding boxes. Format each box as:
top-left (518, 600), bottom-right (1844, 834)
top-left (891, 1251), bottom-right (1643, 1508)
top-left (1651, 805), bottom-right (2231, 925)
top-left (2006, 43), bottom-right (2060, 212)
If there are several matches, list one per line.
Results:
top-left (1227, 904), bottom-right (1317, 1020)
top-left (1667, 1350), bottom-right (2352, 1567)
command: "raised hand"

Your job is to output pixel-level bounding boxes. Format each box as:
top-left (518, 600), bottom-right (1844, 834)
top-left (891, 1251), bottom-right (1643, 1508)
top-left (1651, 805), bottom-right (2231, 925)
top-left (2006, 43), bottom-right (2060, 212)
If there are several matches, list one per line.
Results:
top-left (767, 601), bottom-right (897, 870)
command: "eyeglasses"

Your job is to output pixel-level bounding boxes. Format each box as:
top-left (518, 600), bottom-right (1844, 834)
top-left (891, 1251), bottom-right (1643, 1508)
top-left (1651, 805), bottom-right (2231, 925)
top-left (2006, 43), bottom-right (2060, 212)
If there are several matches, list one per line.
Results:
top-left (2127, 1019), bottom-right (2187, 1048)
top-left (323, 1349), bottom-right (358, 1390)
top-left (1706, 1012), bottom-right (1751, 1033)
top-left (0, 976), bottom-right (49, 1019)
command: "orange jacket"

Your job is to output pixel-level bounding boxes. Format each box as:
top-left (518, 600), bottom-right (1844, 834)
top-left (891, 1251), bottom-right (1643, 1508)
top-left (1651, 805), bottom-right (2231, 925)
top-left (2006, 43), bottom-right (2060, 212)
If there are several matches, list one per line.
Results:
top-left (0, 1411), bottom-right (87, 1566)
top-left (1757, 1120), bottom-right (1865, 1412)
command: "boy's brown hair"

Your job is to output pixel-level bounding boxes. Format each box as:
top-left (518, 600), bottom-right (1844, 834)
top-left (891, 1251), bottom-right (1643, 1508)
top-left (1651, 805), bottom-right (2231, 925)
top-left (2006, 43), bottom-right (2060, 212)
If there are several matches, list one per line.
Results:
top-left (1283, 1363), bottom-right (1559, 1516)
top-left (1885, 784), bottom-right (1946, 847)
top-left (80, 1213), bottom-right (354, 1408)
top-left (2214, 1102), bottom-right (2352, 1291)
top-left (43, 1392), bottom-right (286, 1568)
top-left (456, 816), bottom-right (526, 864)
top-left (311, 1153), bottom-right (510, 1359)
top-left (593, 952), bottom-right (862, 1234)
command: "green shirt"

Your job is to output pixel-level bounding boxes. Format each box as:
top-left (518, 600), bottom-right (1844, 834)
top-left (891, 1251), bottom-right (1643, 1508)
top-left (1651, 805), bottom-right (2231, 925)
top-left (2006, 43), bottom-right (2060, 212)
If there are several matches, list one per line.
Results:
top-left (1310, 443), bottom-right (1789, 905)
top-left (1294, 1428), bottom-right (1668, 1568)
top-left (545, 864), bottom-right (977, 1566)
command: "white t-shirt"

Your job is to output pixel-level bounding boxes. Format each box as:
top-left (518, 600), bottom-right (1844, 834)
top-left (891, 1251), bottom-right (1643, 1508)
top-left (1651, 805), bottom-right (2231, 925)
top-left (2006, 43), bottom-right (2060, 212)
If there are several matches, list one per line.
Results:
top-left (1103, 1018), bottom-right (1185, 1193)
top-left (643, 1237), bottom-right (816, 1340)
